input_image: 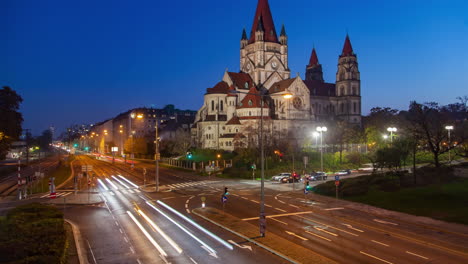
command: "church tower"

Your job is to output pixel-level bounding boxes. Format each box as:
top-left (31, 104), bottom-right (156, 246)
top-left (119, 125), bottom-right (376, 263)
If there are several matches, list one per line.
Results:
top-left (305, 47), bottom-right (324, 82)
top-left (240, 0), bottom-right (290, 89)
top-left (335, 34), bottom-right (361, 124)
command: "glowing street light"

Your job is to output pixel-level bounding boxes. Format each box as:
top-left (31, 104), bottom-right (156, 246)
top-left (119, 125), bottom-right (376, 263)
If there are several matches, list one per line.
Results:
top-left (316, 126), bottom-right (327, 172)
top-left (445, 125), bottom-right (454, 163)
top-left (387, 127), bottom-right (397, 143)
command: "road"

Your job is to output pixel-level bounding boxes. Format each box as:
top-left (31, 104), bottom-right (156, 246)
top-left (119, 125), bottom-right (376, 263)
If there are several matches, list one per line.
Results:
top-left (2, 154), bottom-right (467, 264)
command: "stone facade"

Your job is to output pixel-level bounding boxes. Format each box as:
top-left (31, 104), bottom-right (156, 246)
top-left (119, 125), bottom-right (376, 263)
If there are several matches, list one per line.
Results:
top-left (192, 0), bottom-right (362, 151)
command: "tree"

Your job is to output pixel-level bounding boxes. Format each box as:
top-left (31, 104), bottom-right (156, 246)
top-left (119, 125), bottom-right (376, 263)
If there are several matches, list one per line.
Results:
top-left (407, 101), bottom-right (461, 167)
top-left (0, 86), bottom-right (23, 160)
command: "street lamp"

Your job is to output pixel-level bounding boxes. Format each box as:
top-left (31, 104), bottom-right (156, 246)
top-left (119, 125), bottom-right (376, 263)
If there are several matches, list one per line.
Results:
top-left (387, 127), bottom-right (397, 143)
top-left (229, 89), bottom-right (292, 237)
top-left (316, 126), bottom-right (327, 172)
top-left (312, 131), bottom-right (319, 149)
top-left (445, 125), bottom-right (454, 163)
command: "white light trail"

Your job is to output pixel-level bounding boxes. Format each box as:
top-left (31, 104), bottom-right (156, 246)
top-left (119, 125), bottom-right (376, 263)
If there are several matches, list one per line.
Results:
top-left (156, 200), bottom-right (233, 250)
top-left (146, 202), bottom-right (217, 255)
top-left (97, 179), bottom-right (109, 191)
top-left (138, 209), bottom-right (183, 254)
top-left (111, 175), bottom-right (130, 188)
top-left (105, 178), bottom-right (119, 190)
top-left (127, 211), bottom-right (168, 257)
top-left (119, 175), bottom-right (139, 188)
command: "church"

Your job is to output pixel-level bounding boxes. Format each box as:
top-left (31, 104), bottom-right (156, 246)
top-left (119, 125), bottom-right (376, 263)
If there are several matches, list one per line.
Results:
top-left (191, 0), bottom-right (362, 151)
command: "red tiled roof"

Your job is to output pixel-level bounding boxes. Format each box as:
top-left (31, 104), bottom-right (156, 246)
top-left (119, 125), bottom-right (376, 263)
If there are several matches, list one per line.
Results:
top-left (227, 85), bottom-right (237, 97)
top-left (341, 34), bottom-right (355, 57)
top-left (248, 0), bottom-right (279, 44)
top-left (308, 48), bottom-right (319, 66)
top-left (228, 72), bottom-right (254, 90)
top-left (239, 86), bottom-right (268, 108)
top-left (226, 116), bottom-right (241, 125)
top-left (303, 80), bottom-right (336, 96)
top-left (269, 78), bottom-right (295, 94)
top-left (206, 81), bottom-right (229, 94)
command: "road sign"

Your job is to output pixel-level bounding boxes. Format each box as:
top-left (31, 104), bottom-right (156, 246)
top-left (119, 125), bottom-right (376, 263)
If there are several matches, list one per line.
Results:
top-left (155, 153), bottom-right (161, 160)
top-left (335, 175), bottom-right (340, 181)
top-left (335, 180), bottom-right (340, 186)
top-left (221, 195), bottom-right (227, 203)
top-left (304, 189), bottom-right (309, 194)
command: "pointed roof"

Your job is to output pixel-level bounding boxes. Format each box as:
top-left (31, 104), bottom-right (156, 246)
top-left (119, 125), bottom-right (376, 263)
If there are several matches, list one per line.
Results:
top-left (241, 28), bottom-right (247, 40)
top-left (308, 48), bottom-right (319, 66)
top-left (239, 86), bottom-right (268, 109)
top-left (226, 116), bottom-right (241, 125)
top-left (341, 34), bottom-right (355, 57)
top-left (228, 72), bottom-right (254, 90)
top-left (269, 78), bottom-right (295, 94)
top-left (249, 0), bottom-right (279, 44)
top-left (280, 24), bottom-right (286, 36)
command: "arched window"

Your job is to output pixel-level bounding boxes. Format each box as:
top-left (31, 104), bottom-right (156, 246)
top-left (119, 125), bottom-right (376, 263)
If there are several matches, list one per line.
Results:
top-left (245, 82), bottom-right (249, 89)
top-left (248, 100), bottom-right (253, 106)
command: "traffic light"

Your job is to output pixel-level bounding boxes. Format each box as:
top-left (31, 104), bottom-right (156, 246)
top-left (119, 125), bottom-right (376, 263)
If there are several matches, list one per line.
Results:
top-left (186, 151), bottom-right (193, 159)
top-left (224, 187), bottom-right (229, 195)
top-left (306, 181), bottom-right (312, 191)
top-left (73, 143), bottom-right (78, 148)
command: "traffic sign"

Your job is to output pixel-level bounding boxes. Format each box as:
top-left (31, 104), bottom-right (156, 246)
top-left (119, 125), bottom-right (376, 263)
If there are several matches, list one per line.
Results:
top-left (81, 165), bottom-right (93, 172)
top-left (304, 189), bottom-right (309, 194)
top-left (335, 175), bottom-right (340, 181)
top-left (335, 180), bottom-right (340, 186)
top-left (222, 195), bottom-right (227, 203)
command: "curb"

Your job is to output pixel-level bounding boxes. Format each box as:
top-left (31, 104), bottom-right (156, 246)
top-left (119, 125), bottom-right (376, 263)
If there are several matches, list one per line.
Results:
top-left (66, 219), bottom-right (89, 264)
top-left (192, 210), bottom-right (299, 264)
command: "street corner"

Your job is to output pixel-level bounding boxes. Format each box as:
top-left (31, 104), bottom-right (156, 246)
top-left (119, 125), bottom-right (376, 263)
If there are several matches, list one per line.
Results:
top-left (45, 192), bottom-right (104, 206)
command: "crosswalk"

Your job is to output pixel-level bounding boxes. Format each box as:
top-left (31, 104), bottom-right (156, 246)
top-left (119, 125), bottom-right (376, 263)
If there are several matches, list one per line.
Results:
top-left (40, 191), bottom-right (73, 198)
top-left (164, 180), bottom-right (220, 190)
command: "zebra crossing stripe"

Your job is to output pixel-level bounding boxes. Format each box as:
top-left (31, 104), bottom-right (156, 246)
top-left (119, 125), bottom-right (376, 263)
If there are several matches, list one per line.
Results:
top-left (135, 189), bottom-right (141, 193)
top-left (109, 192), bottom-right (115, 196)
top-left (128, 189), bottom-right (135, 194)
top-left (61, 192), bottom-right (72, 197)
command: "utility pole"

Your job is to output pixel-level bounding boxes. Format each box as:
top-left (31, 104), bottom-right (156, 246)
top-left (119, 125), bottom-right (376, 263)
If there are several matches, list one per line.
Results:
top-left (155, 116), bottom-right (160, 192)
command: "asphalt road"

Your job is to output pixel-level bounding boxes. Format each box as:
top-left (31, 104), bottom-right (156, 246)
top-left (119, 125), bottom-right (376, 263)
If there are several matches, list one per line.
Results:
top-left (3, 154), bottom-right (467, 264)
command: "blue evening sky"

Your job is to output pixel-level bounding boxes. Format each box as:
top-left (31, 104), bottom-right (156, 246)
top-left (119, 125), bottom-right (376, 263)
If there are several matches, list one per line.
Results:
top-left (2, 0), bottom-right (467, 135)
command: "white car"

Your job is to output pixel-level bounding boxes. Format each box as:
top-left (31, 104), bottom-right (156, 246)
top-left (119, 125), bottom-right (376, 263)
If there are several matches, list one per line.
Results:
top-left (271, 173), bottom-right (291, 181)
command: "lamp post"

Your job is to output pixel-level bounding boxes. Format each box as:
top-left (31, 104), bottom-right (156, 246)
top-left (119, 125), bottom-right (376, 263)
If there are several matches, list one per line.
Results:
top-left (316, 126), bottom-right (327, 172)
top-left (155, 116), bottom-right (160, 192)
top-left (387, 127), bottom-right (397, 143)
top-left (445, 125), bottom-right (454, 163)
top-left (230, 89), bottom-right (292, 237)
top-left (312, 131), bottom-right (319, 149)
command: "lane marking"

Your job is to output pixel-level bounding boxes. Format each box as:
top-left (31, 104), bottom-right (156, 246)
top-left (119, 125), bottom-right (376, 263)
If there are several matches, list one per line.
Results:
top-left (124, 237), bottom-right (128, 243)
top-left (265, 204), bottom-right (273, 208)
top-left (228, 240), bottom-right (253, 251)
top-left (127, 211), bottom-right (168, 257)
top-left (285, 231), bottom-right (308, 241)
top-left (406, 251), bottom-right (429, 260)
top-left (241, 197), bottom-right (249, 200)
top-left (372, 240), bottom-right (390, 247)
top-left (342, 223), bottom-right (364, 232)
top-left (270, 217), bottom-right (288, 225)
top-left (186, 209), bottom-right (191, 213)
top-left (359, 251), bottom-right (393, 264)
top-left (119, 228), bottom-right (123, 234)
top-left (109, 191), bottom-right (114, 196)
top-left (242, 211), bottom-right (313, 221)
top-left (314, 227), bottom-right (338, 236)
top-left (137, 259), bottom-right (143, 264)
top-left (373, 219), bottom-right (398, 226)
top-left (324, 207), bottom-right (344, 211)
top-left (250, 200), bottom-right (260, 204)
top-left (289, 204), bottom-right (299, 208)
top-left (278, 200), bottom-right (286, 204)
top-left (115, 221), bottom-right (119, 226)
top-left (275, 208), bottom-right (287, 212)
top-left (129, 246), bottom-right (135, 254)
top-left (297, 216), bottom-right (359, 237)
top-left (305, 230), bottom-right (331, 241)
top-left (86, 240), bottom-right (98, 264)
top-left (231, 194), bottom-right (239, 197)
top-left (135, 189), bottom-right (141, 193)
top-left (189, 257), bottom-right (197, 264)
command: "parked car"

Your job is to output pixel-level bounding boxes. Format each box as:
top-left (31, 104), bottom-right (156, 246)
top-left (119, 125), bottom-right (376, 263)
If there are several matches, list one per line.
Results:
top-left (308, 172), bottom-right (327, 181)
top-left (336, 169), bottom-right (351, 175)
top-left (271, 173), bottom-right (291, 182)
top-left (281, 174), bottom-right (301, 183)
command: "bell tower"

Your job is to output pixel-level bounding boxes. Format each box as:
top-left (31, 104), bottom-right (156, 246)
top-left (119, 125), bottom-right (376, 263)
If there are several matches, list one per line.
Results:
top-left (335, 34), bottom-right (361, 124)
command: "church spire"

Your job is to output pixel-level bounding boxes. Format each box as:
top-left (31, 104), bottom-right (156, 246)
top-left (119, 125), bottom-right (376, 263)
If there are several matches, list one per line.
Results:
top-left (308, 47), bottom-right (319, 66)
top-left (249, 0), bottom-right (278, 44)
top-left (241, 28), bottom-right (247, 40)
top-left (280, 24), bottom-right (286, 36)
top-left (341, 34), bottom-right (355, 57)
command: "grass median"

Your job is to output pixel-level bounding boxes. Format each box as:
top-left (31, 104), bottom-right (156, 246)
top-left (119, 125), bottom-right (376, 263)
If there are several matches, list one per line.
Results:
top-left (31, 155), bottom-right (75, 194)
